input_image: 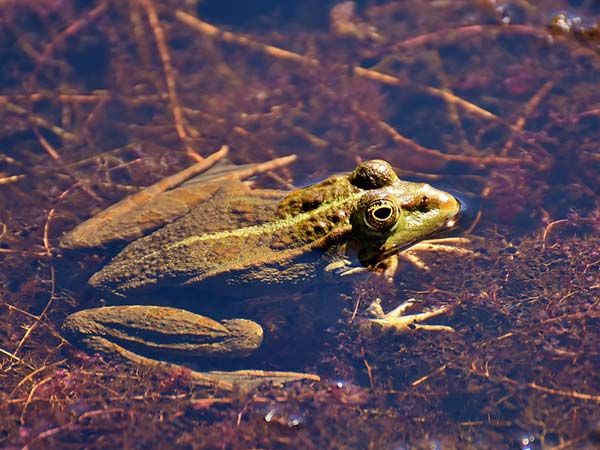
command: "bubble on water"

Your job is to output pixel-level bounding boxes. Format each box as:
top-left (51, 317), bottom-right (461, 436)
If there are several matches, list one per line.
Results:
top-left (287, 414), bottom-right (304, 427)
top-left (264, 408), bottom-right (277, 423)
top-left (428, 439), bottom-right (442, 450)
top-left (329, 378), bottom-right (353, 391)
top-left (263, 404), bottom-right (307, 428)
top-left (518, 432), bottom-right (538, 450)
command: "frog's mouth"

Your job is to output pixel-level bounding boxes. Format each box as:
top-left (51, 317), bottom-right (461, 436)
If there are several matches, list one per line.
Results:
top-left (371, 220), bottom-right (457, 264)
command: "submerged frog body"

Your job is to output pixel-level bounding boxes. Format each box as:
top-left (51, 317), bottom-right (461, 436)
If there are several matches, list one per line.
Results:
top-left (61, 159), bottom-right (462, 389)
top-left (88, 160), bottom-right (459, 296)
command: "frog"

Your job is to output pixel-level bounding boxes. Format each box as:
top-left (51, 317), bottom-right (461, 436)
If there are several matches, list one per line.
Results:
top-left (60, 158), bottom-right (462, 390)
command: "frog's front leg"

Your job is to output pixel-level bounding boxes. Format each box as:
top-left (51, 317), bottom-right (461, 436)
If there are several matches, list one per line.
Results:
top-left (323, 243), bottom-right (399, 282)
top-left (400, 237), bottom-right (473, 271)
top-left (358, 298), bottom-right (455, 337)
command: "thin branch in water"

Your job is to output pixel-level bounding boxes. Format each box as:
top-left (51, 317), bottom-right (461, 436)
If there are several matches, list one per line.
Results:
top-left (411, 364), bottom-right (448, 387)
top-left (1, 99), bottom-right (78, 143)
top-left (138, 0), bottom-right (203, 161)
top-left (361, 346), bottom-right (374, 388)
top-left (175, 11), bottom-right (500, 124)
top-left (365, 112), bottom-right (529, 168)
top-left (31, 1), bottom-right (109, 79)
top-left (500, 80), bottom-right (554, 156)
top-left (385, 24), bottom-right (551, 54)
top-left (20, 375), bottom-right (55, 423)
top-left (0, 174), bottom-right (25, 185)
top-left (9, 359), bottom-right (67, 399)
top-left (22, 408), bottom-right (125, 450)
top-left (473, 367), bottom-right (600, 403)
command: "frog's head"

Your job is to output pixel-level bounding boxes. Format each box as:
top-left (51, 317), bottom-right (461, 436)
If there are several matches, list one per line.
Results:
top-left (349, 160), bottom-right (461, 266)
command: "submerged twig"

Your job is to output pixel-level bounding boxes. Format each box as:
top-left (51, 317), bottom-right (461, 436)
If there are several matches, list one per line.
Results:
top-left (0, 174), bottom-right (25, 185)
top-left (500, 80), bottom-right (554, 156)
top-left (175, 11), bottom-right (501, 123)
top-left (138, 0), bottom-right (202, 161)
top-left (1, 99), bottom-right (78, 143)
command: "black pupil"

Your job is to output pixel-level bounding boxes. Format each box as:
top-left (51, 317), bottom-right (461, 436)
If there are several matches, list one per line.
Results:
top-left (374, 206), bottom-right (392, 221)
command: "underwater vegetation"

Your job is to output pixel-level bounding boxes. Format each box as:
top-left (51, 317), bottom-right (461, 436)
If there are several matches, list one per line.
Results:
top-left (0, 0), bottom-right (599, 448)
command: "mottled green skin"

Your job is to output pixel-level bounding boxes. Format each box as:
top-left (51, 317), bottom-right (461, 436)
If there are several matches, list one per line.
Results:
top-left (89, 160), bottom-right (461, 298)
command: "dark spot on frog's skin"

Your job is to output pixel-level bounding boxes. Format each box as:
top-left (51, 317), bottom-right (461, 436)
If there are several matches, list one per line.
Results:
top-left (302, 194), bottom-right (324, 211)
top-left (271, 234), bottom-right (295, 250)
top-left (349, 160), bottom-right (398, 190)
top-left (402, 195), bottom-right (431, 213)
top-left (312, 221), bottom-right (328, 234)
top-left (231, 205), bottom-right (253, 214)
top-left (331, 210), bottom-right (347, 223)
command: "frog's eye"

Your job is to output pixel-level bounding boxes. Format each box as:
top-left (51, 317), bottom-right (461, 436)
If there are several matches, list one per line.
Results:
top-left (364, 198), bottom-right (400, 231)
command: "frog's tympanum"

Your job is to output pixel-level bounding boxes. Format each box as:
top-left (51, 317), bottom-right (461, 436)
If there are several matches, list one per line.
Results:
top-left (60, 159), bottom-right (462, 389)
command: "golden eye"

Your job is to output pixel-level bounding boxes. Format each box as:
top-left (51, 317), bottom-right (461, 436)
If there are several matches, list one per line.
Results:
top-left (364, 198), bottom-right (400, 231)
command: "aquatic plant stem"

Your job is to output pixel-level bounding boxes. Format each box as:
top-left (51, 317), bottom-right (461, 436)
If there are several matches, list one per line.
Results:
top-left (174, 11), bottom-right (499, 123)
top-left (5, 188), bottom-right (71, 370)
top-left (500, 80), bottom-right (555, 157)
top-left (471, 367), bottom-right (600, 403)
top-left (175, 11), bottom-right (541, 170)
top-left (0, 99), bottom-right (78, 143)
top-left (21, 408), bottom-right (125, 450)
top-left (138, 0), bottom-right (203, 162)
top-left (371, 114), bottom-right (531, 168)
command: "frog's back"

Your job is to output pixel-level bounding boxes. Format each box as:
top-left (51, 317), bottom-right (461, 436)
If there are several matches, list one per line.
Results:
top-left (89, 190), bottom-right (354, 296)
top-left (88, 191), bottom-right (279, 294)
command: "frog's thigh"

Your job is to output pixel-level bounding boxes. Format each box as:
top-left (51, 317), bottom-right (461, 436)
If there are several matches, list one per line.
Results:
top-left (62, 305), bottom-right (264, 362)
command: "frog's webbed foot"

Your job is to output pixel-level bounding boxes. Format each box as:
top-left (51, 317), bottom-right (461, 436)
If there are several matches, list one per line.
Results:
top-left (323, 243), bottom-right (370, 278)
top-left (400, 237), bottom-right (473, 271)
top-left (358, 298), bottom-right (455, 337)
top-left (371, 254), bottom-right (399, 283)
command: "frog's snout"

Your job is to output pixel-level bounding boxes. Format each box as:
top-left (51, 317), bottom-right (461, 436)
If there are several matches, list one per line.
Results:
top-left (439, 191), bottom-right (460, 219)
top-left (439, 188), bottom-right (476, 232)
top-left (442, 193), bottom-right (460, 229)
top-left (423, 185), bottom-right (461, 229)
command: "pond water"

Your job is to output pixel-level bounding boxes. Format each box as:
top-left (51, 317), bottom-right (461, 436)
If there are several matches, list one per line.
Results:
top-left (1, 1), bottom-right (599, 449)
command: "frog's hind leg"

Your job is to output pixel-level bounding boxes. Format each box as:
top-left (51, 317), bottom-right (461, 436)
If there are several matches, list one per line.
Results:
top-left (72, 334), bottom-right (318, 390)
top-left (62, 305), bottom-right (318, 390)
top-left (71, 334), bottom-right (240, 389)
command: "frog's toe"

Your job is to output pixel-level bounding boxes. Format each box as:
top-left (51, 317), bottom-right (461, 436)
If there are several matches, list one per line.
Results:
top-left (363, 298), bottom-right (386, 318)
top-left (324, 259), bottom-right (369, 277)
